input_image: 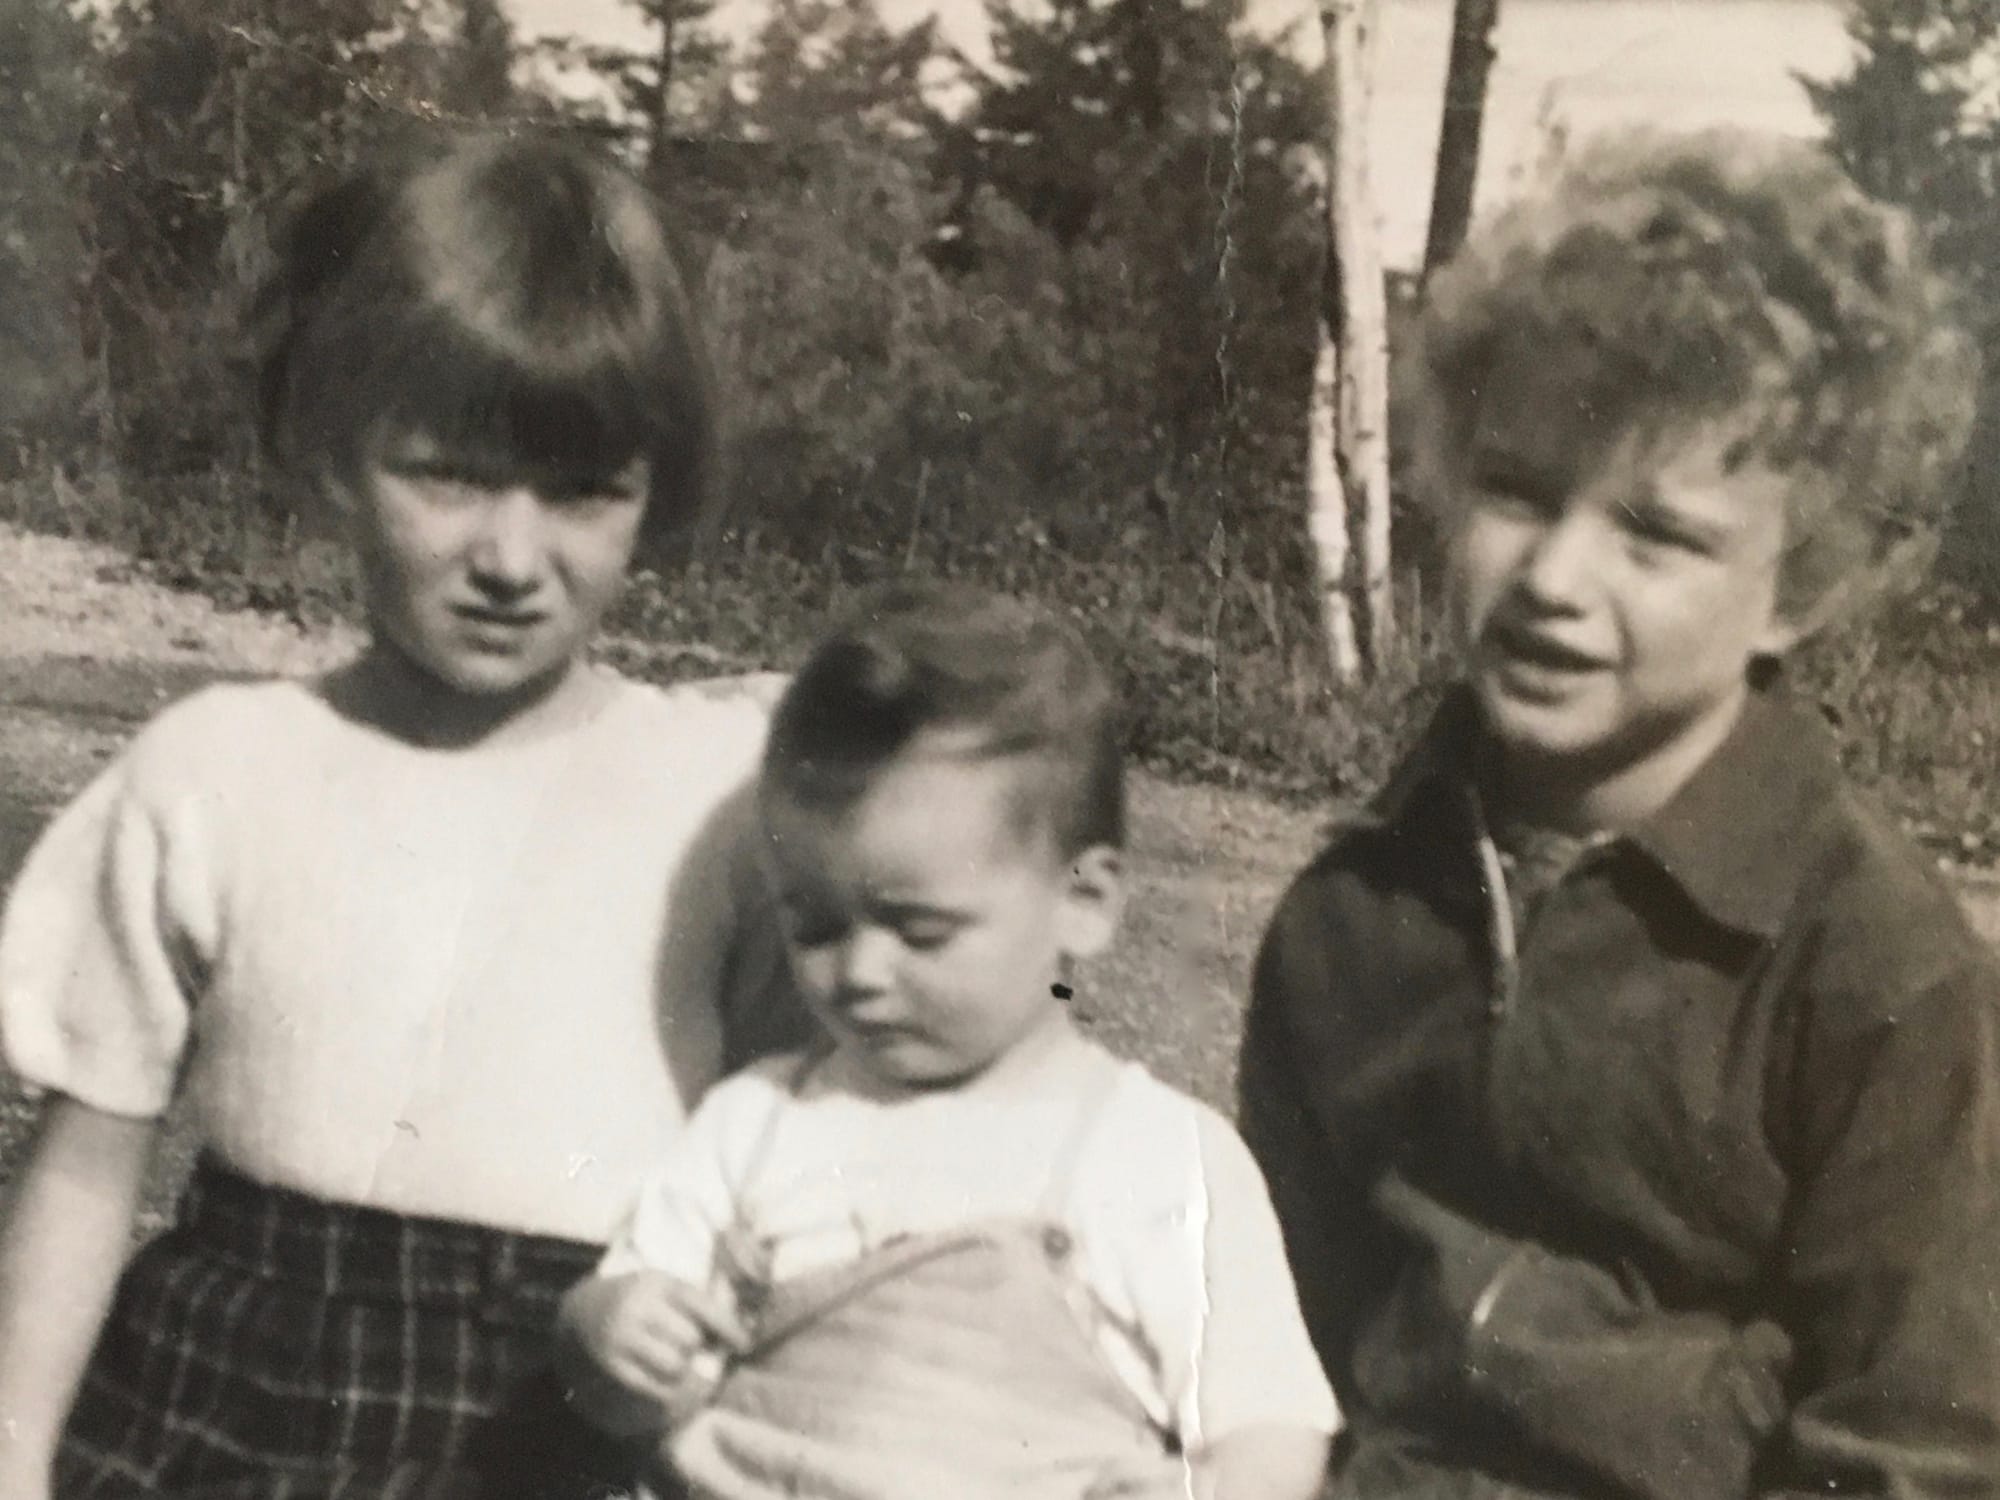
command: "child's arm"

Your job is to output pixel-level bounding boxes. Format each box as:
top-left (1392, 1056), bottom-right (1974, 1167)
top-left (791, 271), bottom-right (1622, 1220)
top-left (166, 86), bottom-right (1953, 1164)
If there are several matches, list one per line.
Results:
top-left (556, 1066), bottom-right (779, 1438)
top-left (1763, 935), bottom-right (2000, 1497)
top-left (0, 1096), bottom-right (155, 1499)
top-left (555, 1270), bottom-right (747, 1436)
top-left (1143, 1106), bottom-right (1338, 1500)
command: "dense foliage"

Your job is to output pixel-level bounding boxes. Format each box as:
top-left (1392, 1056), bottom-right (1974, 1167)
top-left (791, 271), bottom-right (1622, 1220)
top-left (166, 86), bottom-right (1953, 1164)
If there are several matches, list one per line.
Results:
top-left (2, 0), bottom-right (1997, 844)
top-left (1807, 0), bottom-right (2000, 592)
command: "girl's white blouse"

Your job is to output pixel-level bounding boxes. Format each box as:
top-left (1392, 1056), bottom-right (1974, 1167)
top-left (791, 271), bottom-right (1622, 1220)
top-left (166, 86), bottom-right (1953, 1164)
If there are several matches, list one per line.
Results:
top-left (0, 671), bottom-right (790, 1243)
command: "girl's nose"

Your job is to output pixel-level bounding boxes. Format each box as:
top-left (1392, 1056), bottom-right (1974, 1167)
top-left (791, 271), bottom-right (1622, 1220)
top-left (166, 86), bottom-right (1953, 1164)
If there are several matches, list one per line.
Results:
top-left (467, 487), bottom-right (547, 594)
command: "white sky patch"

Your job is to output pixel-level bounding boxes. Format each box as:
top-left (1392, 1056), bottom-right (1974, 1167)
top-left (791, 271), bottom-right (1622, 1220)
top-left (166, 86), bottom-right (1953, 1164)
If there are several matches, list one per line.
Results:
top-left (505, 0), bottom-right (1853, 266)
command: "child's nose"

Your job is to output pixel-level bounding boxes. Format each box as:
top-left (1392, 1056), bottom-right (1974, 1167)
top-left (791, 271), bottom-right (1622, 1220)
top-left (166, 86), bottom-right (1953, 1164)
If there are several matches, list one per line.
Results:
top-left (467, 488), bottom-right (547, 592)
top-left (1515, 509), bottom-right (1599, 610)
top-left (834, 927), bottom-right (898, 999)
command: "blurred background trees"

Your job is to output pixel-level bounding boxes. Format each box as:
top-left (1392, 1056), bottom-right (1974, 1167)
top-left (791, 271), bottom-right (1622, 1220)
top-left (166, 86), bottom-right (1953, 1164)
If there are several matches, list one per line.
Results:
top-left (1, 0), bottom-right (1996, 822)
top-left (1807, 0), bottom-right (2000, 594)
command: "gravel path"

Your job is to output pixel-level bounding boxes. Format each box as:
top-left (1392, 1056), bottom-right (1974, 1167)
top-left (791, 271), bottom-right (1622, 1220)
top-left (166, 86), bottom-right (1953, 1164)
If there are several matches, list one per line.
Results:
top-left (0, 523), bottom-right (1324, 1115)
top-left (2, 527), bottom-right (358, 674)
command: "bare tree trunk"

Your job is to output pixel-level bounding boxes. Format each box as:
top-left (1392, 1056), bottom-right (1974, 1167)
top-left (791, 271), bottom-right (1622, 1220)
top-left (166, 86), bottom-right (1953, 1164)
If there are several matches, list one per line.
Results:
top-left (649, 0), bottom-right (679, 170)
top-left (456, 0), bottom-right (516, 117)
top-left (1423, 0), bottom-right (1501, 278)
top-left (1317, 0), bottom-right (1394, 677)
top-left (1307, 313), bottom-right (1362, 682)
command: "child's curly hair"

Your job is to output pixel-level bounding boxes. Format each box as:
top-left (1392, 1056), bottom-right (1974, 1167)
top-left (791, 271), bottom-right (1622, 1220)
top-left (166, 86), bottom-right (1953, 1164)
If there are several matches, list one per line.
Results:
top-left (1410, 128), bottom-right (1978, 629)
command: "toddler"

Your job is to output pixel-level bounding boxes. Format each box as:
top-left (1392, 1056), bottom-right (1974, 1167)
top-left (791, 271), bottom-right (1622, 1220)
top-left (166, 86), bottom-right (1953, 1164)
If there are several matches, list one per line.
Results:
top-left (562, 583), bottom-right (1339, 1500)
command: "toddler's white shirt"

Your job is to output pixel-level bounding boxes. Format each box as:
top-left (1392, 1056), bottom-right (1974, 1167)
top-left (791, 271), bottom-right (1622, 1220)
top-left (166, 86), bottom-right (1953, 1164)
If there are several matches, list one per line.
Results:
top-left (600, 1048), bottom-right (1341, 1453)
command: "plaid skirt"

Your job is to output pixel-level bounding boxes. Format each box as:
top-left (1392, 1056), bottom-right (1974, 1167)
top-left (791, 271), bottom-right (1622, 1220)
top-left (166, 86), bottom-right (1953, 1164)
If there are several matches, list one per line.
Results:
top-left (54, 1157), bottom-right (641, 1500)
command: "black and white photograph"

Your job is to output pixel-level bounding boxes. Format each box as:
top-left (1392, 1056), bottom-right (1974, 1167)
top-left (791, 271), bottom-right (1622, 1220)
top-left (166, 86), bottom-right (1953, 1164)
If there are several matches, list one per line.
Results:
top-left (1, 0), bottom-right (1997, 1494)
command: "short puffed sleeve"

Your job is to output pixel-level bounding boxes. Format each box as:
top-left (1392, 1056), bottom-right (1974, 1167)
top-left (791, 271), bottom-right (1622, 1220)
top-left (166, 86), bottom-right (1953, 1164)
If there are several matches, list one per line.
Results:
top-left (0, 698), bottom-right (228, 1117)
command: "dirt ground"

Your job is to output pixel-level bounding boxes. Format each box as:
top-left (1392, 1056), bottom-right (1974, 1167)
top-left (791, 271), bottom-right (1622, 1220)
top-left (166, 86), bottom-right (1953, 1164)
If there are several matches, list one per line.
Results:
top-left (2, 522), bottom-right (1996, 1208)
top-left (0, 525), bottom-right (1327, 1216)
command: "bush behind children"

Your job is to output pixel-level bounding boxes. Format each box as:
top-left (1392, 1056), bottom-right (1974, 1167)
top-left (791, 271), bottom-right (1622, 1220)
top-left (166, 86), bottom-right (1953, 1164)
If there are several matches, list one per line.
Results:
top-left (1244, 128), bottom-right (2000, 1498)
top-left (0, 131), bottom-right (806, 1499)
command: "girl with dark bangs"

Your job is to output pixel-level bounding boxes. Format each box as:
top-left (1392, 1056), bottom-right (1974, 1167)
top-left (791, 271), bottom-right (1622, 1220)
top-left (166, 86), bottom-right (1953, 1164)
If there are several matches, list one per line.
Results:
top-left (0, 132), bottom-right (808, 1499)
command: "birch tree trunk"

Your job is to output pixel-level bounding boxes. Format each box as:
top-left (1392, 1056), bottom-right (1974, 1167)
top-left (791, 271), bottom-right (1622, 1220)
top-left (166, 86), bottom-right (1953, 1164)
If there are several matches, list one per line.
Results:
top-left (1314, 0), bottom-right (1394, 679)
top-left (1423, 0), bottom-right (1502, 278)
top-left (1307, 310), bottom-right (1361, 683)
top-left (648, 0), bottom-right (681, 171)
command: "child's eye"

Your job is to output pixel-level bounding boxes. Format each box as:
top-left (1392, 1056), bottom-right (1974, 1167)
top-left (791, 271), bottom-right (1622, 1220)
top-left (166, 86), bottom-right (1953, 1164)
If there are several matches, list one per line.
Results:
top-left (1622, 507), bottom-right (1717, 557)
top-left (897, 920), bottom-right (962, 953)
top-left (1470, 472), bottom-right (1556, 517)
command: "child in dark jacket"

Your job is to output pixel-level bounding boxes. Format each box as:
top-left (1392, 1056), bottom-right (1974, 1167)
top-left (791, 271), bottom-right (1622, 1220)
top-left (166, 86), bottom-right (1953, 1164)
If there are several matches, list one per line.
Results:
top-left (1240, 128), bottom-right (2000, 1500)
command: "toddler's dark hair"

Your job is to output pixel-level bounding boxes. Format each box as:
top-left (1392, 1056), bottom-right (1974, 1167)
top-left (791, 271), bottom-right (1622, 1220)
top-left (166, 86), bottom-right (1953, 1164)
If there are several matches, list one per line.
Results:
top-left (764, 583), bottom-right (1125, 857)
top-left (255, 130), bottom-right (716, 551)
top-left (1412, 128), bottom-right (1978, 627)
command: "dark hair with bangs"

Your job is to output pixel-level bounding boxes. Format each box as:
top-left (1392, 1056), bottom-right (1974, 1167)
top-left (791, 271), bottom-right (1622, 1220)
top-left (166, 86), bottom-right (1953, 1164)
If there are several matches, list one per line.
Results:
top-left (763, 583), bottom-right (1125, 858)
top-left (1411, 128), bottom-right (1977, 630)
top-left (256, 130), bottom-right (717, 551)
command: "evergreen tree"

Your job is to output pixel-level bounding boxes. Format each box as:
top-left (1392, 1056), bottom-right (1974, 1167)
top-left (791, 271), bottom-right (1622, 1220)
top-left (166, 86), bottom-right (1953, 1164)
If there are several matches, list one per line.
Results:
top-left (0, 0), bottom-right (94, 453)
top-left (81, 0), bottom-right (471, 474)
top-left (1807, 0), bottom-right (2000, 586)
top-left (451, 0), bottom-right (517, 117)
top-left (948, 0), bottom-right (1322, 466)
top-left (738, 0), bottom-right (938, 145)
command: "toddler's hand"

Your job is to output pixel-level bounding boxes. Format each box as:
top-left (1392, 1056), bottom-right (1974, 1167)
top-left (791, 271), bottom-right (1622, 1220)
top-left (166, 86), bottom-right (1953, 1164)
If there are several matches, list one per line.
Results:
top-left (556, 1271), bottom-right (750, 1435)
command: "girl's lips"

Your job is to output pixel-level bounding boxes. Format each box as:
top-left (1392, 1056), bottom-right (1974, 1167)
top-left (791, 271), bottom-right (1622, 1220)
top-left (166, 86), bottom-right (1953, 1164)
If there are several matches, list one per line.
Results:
top-left (455, 606), bottom-right (545, 628)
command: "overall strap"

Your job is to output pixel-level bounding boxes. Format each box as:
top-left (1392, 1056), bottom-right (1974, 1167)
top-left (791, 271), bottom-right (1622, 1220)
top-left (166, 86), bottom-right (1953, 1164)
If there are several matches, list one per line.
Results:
top-left (1037, 1049), bottom-right (1128, 1219)
top-left (712, 1048), bottom-right (831, 1302)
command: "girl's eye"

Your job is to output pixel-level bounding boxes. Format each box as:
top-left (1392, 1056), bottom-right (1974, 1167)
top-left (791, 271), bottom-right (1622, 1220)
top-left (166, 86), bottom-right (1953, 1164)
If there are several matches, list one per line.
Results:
top-left (385, 459), bottom-right (500, 502)
top-left (391, 459), bottom-right (480, 487)
top-left (549, 484), bottom-right (642, 511)
top-left (543, 463), bottom-right (649, 508)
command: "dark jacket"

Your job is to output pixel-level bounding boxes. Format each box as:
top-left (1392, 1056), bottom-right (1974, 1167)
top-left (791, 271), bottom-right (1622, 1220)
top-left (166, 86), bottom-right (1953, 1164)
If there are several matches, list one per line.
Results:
top-left (1241, 688), bottom-right (2000, 1500)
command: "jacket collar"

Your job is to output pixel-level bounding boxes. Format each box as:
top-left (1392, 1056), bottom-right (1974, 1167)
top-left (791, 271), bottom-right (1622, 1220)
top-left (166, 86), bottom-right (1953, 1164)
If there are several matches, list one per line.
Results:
top-left (1361, 684), bottom-right (1840, 940)
top-left (1621, 687), bottom-right (1841, 939)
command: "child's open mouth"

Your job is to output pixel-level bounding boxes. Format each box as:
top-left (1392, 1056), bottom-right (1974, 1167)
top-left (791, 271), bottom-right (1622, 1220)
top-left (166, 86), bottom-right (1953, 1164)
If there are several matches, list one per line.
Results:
top-left (1490, 623), bottom-right (1605, 675)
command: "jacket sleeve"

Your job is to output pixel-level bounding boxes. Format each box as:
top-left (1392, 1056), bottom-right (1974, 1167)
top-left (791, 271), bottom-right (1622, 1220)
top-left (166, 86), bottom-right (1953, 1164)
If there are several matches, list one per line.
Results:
top-left (1762, 914), bottom-right (2000, 1499)
top-left (1237, 877), bottom-right (1397, 1405)
top-left (1243, 867), bottom-right (1801, 1500)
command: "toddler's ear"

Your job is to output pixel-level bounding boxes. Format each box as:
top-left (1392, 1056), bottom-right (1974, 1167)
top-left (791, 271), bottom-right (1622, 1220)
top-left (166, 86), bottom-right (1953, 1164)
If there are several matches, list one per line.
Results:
top-left (1055, 846), bottom-right (1125, 960)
